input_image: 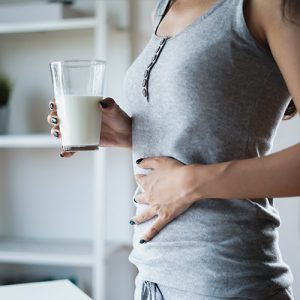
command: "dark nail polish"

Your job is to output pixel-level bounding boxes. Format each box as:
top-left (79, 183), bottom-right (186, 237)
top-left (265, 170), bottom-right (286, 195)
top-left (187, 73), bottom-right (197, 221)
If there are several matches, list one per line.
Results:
top-left (54, 131), bottom-right (59, 138)
top-left (49, 102), bottom-right (54, 110)
top-left (129, 219), bottom-right (135, 225)
top-left (133, 198), bottom-right (137, 203)
top-left (139, 239), bottom-right (146, 244)
top-left (99, 100), bottom-right (109, 108)
top-left (60, 152), bottom-right (64, 158)
top-left (51, 117), bottom-right (57, 124)
top-left (136, 158), bottom-right (144, 164)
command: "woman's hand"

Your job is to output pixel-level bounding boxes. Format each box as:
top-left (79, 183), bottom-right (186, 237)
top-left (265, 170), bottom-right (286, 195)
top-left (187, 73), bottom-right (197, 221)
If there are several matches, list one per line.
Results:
top-left (131, 156), bottom-right (197, 243)
top-left (98, 97), bottom-right (132, 148)
top-left (47, 97), bottom-right (132, 158)
top-left (47, 99), bottom-right (74, 158)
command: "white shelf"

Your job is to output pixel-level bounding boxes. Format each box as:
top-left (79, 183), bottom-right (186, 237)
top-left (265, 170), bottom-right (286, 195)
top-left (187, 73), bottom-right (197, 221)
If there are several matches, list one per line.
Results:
top-left (0, 237), bottom-right (93, 267)
top-left (0, 134), bottom-right (61, 148)
top-left (0, 237), bottom-right (132, 267)
top-left (0, 18), bottom-right (96, 34)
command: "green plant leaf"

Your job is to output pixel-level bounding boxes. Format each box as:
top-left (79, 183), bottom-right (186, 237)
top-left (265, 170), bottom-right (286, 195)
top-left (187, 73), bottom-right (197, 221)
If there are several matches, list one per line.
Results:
top-left (0, 75), bottom-right (12, 107)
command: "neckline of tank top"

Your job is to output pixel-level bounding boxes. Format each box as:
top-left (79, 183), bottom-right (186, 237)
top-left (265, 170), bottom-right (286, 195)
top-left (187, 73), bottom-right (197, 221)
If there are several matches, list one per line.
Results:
top-left (152, 0), bottom-right (227, 41)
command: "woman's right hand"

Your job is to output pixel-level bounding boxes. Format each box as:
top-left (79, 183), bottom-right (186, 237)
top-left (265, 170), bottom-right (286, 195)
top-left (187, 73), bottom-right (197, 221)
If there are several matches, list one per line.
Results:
top-left (47, 97), bottom-right (132, 158)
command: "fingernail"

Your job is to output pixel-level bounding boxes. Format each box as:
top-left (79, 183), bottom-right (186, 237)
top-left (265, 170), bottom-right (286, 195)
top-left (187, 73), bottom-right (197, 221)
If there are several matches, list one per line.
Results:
top-left (129, 219), bottom-right (135, 225)
top-left (133, 198), bottom-right (137, 203)
top-left (99, 100), bottom-right (109, 108)
top-left (54, 131), bottom-right (59, 138)
top-left (51, 117), bottom-right (57, 124)
top-left (136, 158), bottom-right (143, 164)
top-left (49, 102), bottom-right (54, 110)
top-left (139, 239), bottom-right (146, 244)
top-left (60, 152), bottom-right (64, 157)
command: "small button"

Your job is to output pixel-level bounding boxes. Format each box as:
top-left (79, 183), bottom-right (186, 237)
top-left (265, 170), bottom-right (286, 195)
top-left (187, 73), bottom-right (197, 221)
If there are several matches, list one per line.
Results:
top-left (160, 38), bottom-right (166, 45)
top-left (152, 54), bottom-right (158, 62)
top-left (142, 88), bottom-right (148, 97)
top-left (144, 70), bottom-right (149, 78)
top-left (147, 62), bottom-right (153, 69)
top-left (142, 79), bottom-right (147, 87)
top-left (156, 46), bottom-right (161, 53)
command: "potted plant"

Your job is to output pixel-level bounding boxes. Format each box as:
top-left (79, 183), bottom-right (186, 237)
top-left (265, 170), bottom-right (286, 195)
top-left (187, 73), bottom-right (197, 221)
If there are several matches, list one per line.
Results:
top-left (0, 75), bottom-right (12, 134)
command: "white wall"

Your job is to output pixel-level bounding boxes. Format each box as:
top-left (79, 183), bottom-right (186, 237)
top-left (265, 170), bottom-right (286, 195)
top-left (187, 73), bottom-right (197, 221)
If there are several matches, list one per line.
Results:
top-left (272, 116), bottom-right (300, 298)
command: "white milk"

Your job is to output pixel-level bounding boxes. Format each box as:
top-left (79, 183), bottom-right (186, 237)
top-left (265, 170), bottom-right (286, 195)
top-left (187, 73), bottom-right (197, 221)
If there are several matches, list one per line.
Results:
top-left (56, 95), bottom-right (102, 149)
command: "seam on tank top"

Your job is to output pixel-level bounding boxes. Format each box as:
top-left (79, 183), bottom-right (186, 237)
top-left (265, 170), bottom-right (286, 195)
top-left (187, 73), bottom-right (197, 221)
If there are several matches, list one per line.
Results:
top-left (244, 66), bottom-right (276, 159)
top-left (152, 0), bottom-right (227, 41)
top-left (239, 0), bottom-right (273, 61)
top-left (157, 0), bottom-right (170, 16)
top-left (153, 0), bottom-right (169, 32)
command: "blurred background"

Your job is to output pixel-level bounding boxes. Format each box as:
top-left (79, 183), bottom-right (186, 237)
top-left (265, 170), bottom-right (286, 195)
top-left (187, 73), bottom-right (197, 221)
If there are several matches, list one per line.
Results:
top-left (0, 0), bottom-right (299, 299)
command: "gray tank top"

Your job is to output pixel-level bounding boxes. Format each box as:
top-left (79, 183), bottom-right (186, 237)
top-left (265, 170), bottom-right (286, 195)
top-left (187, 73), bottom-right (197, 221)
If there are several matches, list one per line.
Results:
top-left (124, 0), bottom-right (293, 298)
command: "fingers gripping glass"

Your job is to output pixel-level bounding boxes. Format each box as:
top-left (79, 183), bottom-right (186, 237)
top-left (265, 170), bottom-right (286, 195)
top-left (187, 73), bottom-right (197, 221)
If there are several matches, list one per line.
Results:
top-left (50, 60), bottom-right (106, 151)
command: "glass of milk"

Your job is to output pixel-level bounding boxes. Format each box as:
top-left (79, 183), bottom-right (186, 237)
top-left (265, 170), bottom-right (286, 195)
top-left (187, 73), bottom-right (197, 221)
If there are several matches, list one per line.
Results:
top-left (50, 60), bottom-right (106, 151)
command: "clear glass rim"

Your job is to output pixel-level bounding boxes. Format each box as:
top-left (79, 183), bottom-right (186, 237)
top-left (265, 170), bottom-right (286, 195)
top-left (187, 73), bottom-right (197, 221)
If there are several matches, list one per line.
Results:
top-left (49, 59), bottom-right (106, 67)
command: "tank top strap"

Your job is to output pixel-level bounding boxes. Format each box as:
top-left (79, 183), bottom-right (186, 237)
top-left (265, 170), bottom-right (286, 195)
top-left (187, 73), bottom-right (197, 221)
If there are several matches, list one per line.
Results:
top-left (233, 0), bottom-right (274, 61)
top-left (153, 0), bottom-right (171, 32)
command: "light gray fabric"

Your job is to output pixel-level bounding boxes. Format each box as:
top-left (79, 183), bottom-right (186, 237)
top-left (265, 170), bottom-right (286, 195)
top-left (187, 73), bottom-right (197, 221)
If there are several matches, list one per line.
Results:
top-left (124, 0), bottom-right (294, 298)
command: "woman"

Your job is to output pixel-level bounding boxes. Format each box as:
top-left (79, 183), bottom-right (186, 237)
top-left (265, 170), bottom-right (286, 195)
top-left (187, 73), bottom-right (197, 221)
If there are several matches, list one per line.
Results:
top-left (48, 0), bottom-right (300, 299)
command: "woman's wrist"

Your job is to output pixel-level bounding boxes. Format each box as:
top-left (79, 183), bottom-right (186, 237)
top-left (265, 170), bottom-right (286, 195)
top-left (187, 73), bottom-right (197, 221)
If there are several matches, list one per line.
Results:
top-left (119, 122), bottom-right (132, 149)
top-left (120, 119), bottom-right (132, 149)
top-left (119, 132), bottom-right (132, 149)
top-left (183, 161), bottom-right (230, 204)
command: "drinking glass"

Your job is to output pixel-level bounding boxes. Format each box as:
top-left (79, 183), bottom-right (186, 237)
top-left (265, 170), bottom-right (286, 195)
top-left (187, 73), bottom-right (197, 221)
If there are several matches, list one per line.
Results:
top-left (50, 60), bottom-right (106, 151)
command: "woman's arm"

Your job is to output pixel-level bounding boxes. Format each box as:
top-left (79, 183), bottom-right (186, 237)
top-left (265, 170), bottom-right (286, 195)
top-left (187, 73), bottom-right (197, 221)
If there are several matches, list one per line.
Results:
top-left (189, 142), bottom-right (300, 201)
top-left (189, 0), bottom-right (300, 202)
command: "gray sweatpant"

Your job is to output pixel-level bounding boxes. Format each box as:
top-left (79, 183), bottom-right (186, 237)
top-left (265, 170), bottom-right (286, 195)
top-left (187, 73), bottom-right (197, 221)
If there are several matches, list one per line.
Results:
top-left (134, 275), bottom-right (294, 300)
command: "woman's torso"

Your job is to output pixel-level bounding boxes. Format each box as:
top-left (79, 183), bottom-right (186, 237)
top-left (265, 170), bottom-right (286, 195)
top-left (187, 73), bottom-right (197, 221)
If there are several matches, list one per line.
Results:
top-left (124, 0), bottom-right (293, 298)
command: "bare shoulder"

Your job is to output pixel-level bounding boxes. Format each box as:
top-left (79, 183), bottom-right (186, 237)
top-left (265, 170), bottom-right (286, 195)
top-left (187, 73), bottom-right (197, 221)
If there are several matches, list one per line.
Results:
top-left (249, 0), bottom-right (300, 111)
top-left (248, 0), bottom-right (300, 37)
top-left (243, 0), bottom-right (286, 45)
top-left (249, 0), bottom-right (283, 20)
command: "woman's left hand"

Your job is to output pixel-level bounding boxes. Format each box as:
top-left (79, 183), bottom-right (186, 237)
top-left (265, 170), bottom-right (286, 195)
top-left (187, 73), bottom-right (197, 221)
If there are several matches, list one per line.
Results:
top-left (132, 156), bottom-right (197, 243)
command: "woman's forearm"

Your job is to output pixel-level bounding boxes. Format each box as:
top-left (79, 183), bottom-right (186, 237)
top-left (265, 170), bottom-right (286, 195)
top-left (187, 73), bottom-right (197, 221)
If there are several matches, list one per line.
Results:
top-left (118, 132), bottom-right (132, 149)
top-left (189, 142), bottom-right (300, 201)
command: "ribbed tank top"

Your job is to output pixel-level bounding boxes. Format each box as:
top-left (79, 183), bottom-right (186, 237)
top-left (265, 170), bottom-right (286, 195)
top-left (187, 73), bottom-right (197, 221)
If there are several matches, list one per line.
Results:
top-left (123, 0), bottom-right (294, 298)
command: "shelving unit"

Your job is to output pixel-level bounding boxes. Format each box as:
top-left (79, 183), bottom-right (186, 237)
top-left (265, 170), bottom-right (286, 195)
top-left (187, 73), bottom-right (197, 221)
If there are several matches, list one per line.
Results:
top-left (0, 237), bottom-right (93, 267)
top-left (0, 18), bottom-right (96, 34)
top-left (0, 134), bottom-right (60, 148)
top-left (0, 1), bottom-right (136, 299)
top-left (0, 237), bottom-right (131, 267)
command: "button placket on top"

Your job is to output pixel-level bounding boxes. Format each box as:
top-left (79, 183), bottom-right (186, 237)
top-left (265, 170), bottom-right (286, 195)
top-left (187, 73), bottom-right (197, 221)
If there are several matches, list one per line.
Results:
top-left (142, 37), bottom-right (169, 101)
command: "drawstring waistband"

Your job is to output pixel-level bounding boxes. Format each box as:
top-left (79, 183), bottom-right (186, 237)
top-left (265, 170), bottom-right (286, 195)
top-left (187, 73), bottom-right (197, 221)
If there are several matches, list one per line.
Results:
top-left (141, 280), bottom-right (164, 300)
